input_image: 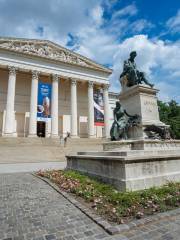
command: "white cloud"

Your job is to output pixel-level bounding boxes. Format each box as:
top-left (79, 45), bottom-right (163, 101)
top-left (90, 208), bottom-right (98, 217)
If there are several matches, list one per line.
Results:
top-left (0, 0), bottom-right (119, 65)
top-left (167, 9), bottom-right (180, 33)
top-left (0, 0), bottom-right (179, 102)
top-left (75, 26), bottom-right (117, 64)
top-left (91, 5), bottom-right (104, 26)
top-left (0, 0), bottom-right (99, 45)
top-left (67, 3), bottom-right (152, 66)
top-left (112, 3), bottom-right (138, 19)
top-left (109, 35), bottom-right (180, 102)
top-left (67, 3), bottom-right (118, 64)
top-left (103, 0), bottom-right (118, 12)
top-left (156, 82), bottom-right (180, 103)
top-left (103, 3), bottom-right (153, 38)
top-left (130, 19), bottom-right (154, 33)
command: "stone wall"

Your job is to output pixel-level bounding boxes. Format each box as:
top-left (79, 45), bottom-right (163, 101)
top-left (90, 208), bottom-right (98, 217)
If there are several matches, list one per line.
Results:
top-left (67, 152), bottom-right (180, 191)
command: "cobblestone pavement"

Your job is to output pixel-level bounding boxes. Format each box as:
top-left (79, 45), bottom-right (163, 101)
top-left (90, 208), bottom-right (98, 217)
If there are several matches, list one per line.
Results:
top-left (0, 173), bottom-right (179, 240)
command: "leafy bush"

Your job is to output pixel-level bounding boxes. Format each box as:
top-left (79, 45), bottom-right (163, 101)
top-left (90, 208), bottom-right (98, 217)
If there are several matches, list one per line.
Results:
top-left (158, 100), bottom-right (180, 139)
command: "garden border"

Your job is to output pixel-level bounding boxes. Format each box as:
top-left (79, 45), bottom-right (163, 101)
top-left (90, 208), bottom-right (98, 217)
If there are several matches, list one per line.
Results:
top-left (33, 173), bottom-right (180, 235)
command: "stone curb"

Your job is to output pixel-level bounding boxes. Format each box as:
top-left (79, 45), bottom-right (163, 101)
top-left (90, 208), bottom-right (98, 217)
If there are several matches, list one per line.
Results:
top-left (33, 173), bottom-right (180, 236)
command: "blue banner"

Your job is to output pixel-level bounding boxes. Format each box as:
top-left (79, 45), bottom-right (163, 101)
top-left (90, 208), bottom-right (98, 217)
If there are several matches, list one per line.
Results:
top-left (94, 89), bottom-right (104, 126)
top-left (37, 82), bottom-right (52, 120)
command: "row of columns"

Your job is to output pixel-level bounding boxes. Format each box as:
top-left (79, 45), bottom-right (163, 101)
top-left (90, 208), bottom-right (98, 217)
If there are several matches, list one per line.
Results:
top-left (70, 80), bottom-right (110, 138)
top-left (3, 67), bottom-right (110, 138)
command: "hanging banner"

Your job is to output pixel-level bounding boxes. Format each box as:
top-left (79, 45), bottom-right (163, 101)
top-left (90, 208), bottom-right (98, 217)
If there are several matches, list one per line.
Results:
top-left (94, 89), bottom-right (104, 126)
top-left (37, 82), bottom-right (52, 121)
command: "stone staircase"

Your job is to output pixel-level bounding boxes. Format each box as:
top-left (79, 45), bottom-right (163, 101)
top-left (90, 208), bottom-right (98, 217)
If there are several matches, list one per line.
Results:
top-left (65, 138), bottom-right (104, 154)
top-left (0, 137), bottom-right (60, 146)
top-left (0, 137), bottom-right (105, 173)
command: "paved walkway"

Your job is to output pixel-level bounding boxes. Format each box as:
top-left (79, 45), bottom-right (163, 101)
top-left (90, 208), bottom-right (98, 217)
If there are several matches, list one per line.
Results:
top-left (0, 173), bottom-right (179, 240)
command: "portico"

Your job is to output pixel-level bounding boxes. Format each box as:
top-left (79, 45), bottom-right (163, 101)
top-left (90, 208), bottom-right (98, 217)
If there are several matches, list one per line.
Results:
top-left (0, 37), bottom-right (112, 138)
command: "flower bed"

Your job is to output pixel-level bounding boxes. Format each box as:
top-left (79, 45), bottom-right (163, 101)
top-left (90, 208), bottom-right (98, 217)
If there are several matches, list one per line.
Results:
top-left (37, 170), bottom-right (180, 224)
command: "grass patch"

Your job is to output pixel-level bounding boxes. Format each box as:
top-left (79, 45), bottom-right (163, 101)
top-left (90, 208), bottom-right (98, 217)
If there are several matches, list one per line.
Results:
top-left (37, 170), bottom-right (180, 224)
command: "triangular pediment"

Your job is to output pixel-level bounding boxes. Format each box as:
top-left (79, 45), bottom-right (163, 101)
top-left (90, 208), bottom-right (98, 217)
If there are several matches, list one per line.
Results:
top-left (0, 37), bottom-right (111, 73)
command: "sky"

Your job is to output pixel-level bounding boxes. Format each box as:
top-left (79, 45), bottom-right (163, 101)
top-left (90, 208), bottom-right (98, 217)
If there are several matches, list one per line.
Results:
top-left (0, 0), bottom-right (179, 102)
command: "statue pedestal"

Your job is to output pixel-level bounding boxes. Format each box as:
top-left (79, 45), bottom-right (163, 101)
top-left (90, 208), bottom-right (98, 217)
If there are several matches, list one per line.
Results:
top-left (66, 84), bottom-right (180, 192)
top-left (67, 139), bottom-right (180, 191)
top-left (119, 84), bottom-right (166, 139)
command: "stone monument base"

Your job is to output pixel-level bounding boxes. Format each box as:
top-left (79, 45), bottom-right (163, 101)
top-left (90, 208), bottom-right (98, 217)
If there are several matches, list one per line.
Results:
top-left (119, 84), bottom-right (166, 139)
top-left (103, 139), bottom-right (180, 151)
top-left (66, 140), bottom-right (180, 191)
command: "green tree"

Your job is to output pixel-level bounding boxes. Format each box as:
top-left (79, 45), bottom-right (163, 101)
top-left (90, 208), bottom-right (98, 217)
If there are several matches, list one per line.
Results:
top-left (158, 100), bottom-right (180, 139)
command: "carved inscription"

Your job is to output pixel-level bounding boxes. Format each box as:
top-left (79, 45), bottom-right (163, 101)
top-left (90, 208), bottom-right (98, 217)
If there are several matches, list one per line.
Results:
top-left (144, 100), bottom-right (157, 113)
top-left (144, 100), bottom-right (156, 106)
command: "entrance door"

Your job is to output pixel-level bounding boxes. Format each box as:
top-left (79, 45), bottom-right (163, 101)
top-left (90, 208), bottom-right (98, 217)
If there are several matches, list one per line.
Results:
top-left (37, 121), bottom-right (46, 137)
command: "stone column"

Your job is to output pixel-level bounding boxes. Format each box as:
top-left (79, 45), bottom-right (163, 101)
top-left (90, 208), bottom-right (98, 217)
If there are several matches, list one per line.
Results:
top-left (51, 74), bottom-right (59, 137)
top-left (103, 84), bottom-right (110, 138)
top-left (88, 81), bottom-right (95, 138)
top-left (70, 79), bottom-right (78, 138)
top-left (4, 67), bottom-right (17, 136)
top-left (28, 71), bottom-right (39, 137)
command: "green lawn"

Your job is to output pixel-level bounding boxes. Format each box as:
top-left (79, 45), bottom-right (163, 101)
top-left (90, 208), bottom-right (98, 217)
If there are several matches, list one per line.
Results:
top-left (37, 170), bottom-right (180, 224)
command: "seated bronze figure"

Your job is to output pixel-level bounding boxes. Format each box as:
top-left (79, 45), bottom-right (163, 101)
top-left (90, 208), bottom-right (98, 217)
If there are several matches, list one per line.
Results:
top-left (120, 51), bottom-right (154, 88)
top-left (110, 101), bottom-right (140, 141)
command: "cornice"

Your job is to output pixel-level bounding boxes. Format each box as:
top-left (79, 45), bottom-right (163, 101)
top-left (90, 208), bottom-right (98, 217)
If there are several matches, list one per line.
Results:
top-left (119, 84), bottom-right (159, 99)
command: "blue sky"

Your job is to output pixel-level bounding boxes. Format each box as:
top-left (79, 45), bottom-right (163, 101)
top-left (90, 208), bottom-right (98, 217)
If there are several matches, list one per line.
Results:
top-left (0, 0), bottom-right (179, 102)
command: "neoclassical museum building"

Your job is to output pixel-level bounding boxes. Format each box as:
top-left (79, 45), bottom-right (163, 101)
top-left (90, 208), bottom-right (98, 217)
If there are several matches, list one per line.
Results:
top-left (0, 37), bottom-right (112, 138)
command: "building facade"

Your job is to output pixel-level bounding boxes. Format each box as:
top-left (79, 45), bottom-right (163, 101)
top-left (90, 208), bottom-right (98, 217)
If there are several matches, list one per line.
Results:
top-left (109, 92), bottom-right (119, 127)
top-left (0, 37), bottom-right (112, 138)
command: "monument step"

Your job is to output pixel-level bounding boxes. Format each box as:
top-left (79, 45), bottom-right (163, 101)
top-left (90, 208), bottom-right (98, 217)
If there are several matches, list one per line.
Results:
top-left (0, 137), bottom-right (105, 146)
top-left (103, 139), bottom-right (180, 151)
top-left (0, 137), bottom-right (61, 146)
top-left (67, 153), bottom-right (180, 163)
top-left (67, 138), bottom-right (105, 145)
top-left (77, 149), bottom-right (180, 157)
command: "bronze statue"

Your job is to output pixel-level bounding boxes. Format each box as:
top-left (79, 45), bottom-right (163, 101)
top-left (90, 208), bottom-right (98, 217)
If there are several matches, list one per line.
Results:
top-left (144, 125), bottom-right (171, 140)
top-left (110, 101), bottom-right (140, 141)
top-left (120, 51), bottom-right (154, 88)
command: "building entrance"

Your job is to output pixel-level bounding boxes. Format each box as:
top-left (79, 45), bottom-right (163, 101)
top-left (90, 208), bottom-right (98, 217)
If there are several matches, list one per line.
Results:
top-left (37, 121), bottom-right (46, 137)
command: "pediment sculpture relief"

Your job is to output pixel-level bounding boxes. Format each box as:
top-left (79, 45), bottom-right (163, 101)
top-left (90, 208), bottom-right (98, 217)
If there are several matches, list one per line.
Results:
top-left (0, 41), bottom-right (89, 68)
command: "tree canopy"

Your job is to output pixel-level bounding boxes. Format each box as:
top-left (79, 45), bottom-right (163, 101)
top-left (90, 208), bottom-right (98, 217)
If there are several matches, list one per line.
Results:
top-left (158, 100), bottom-right (180, 139)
